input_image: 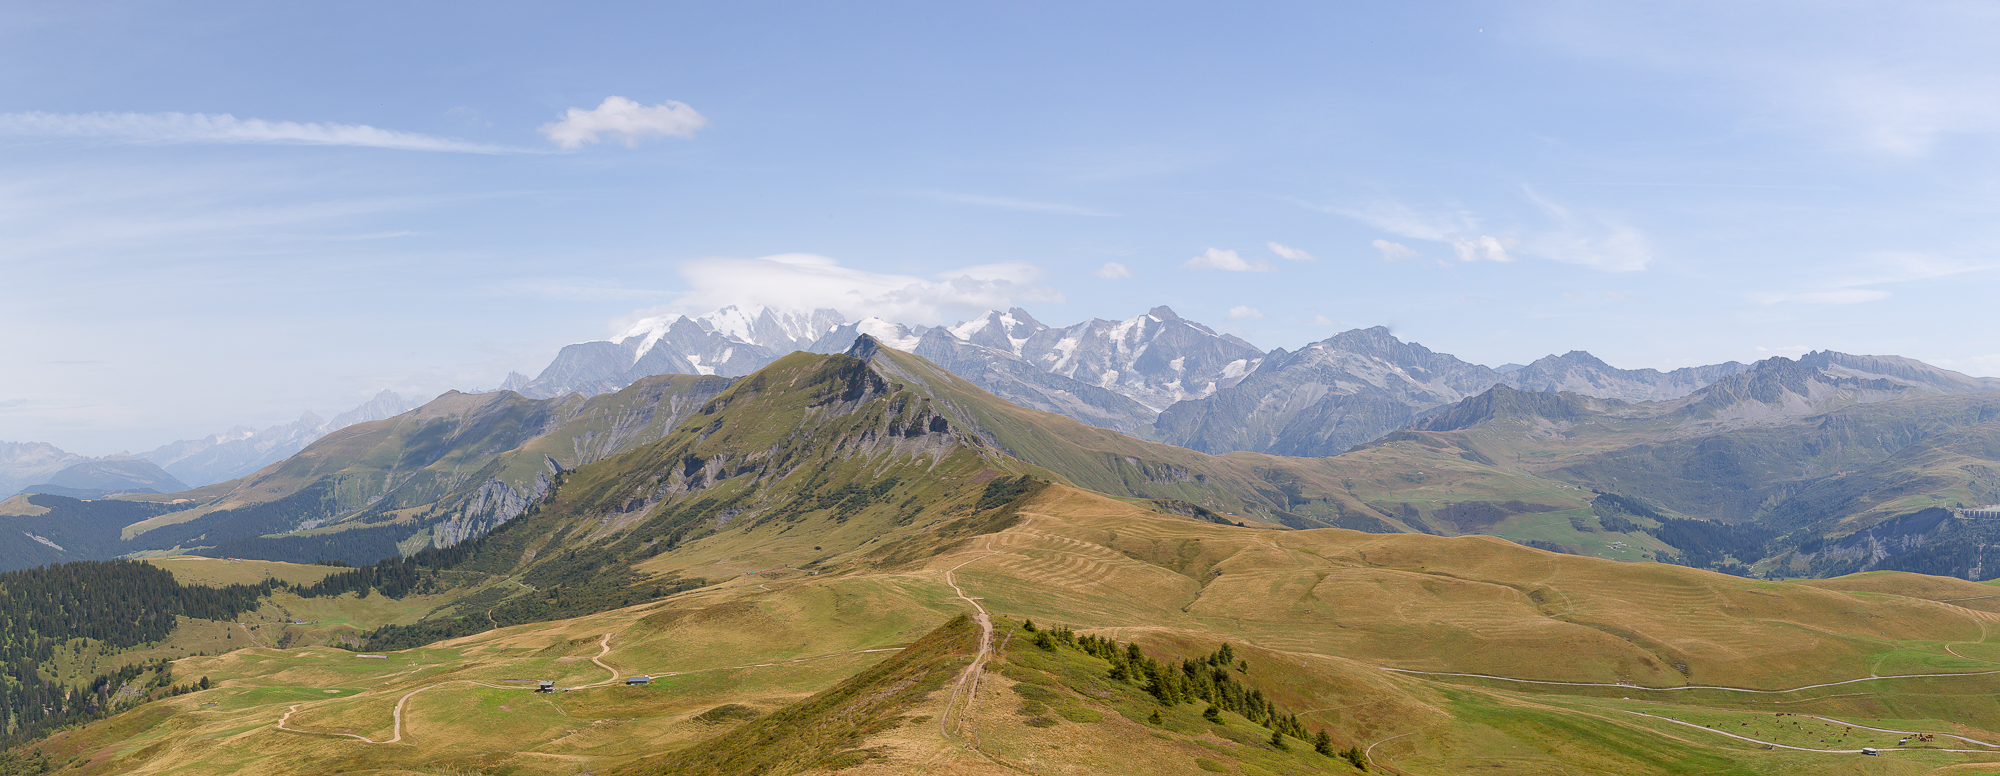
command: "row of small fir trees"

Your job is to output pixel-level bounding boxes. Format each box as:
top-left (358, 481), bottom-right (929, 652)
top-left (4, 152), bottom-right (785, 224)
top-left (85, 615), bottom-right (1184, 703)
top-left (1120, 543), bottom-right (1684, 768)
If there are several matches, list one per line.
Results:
top-left (1023, 620), bottom-right (1369, 771)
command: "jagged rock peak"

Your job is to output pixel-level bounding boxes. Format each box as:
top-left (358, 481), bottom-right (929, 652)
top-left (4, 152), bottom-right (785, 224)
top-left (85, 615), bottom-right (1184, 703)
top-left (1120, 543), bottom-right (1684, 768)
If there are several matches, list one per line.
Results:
top-left (946, 308), bottom-right (1047, 356)
top-left (845, 334), bottom-right (884, 361)
top-left (1148, 305), bottom-right (1181, 321)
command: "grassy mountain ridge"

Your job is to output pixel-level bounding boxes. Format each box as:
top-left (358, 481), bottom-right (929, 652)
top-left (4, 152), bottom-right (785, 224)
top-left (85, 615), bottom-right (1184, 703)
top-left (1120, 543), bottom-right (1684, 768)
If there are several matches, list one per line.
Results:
top-left (13, 344), bottom-right (2000, 772)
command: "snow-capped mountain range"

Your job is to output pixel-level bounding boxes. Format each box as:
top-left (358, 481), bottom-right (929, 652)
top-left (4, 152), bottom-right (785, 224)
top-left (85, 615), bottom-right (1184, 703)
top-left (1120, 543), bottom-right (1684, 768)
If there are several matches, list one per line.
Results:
top-left (497, 303), bottom-right (1823, 455)
top-left (16, 303), bottom-right (1999, 501)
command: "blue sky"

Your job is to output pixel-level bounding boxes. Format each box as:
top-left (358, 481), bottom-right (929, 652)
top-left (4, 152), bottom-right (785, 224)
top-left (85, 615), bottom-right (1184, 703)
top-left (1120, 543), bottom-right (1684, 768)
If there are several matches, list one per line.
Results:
top-left (5, 1), bottom-right (1999, 455)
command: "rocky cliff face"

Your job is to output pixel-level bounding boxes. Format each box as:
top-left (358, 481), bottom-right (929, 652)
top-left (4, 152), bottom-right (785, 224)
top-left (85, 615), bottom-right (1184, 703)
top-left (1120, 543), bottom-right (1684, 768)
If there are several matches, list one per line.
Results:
top-left (1800, 350), bottom-right (2000, 393)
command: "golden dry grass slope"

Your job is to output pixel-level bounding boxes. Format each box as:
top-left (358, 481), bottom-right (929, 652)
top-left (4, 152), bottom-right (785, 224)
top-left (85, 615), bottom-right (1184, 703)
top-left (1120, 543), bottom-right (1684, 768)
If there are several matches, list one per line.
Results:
top-left (25, 483), bottom-right (2000, 776)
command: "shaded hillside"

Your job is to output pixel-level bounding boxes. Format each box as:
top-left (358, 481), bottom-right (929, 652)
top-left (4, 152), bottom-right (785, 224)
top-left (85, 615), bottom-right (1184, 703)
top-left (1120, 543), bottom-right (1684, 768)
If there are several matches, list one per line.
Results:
top-left (1553, 392), bottom-right (2000, 526)
top-left (0, 495), bottom-right (195, 571)
top-left (1362, 356), bottom-right (2000, 576)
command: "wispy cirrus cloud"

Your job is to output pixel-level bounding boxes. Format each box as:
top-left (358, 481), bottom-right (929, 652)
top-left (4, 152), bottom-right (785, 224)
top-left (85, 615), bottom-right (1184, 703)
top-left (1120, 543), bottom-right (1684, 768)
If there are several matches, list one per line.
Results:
top-left (0, 111), bottom-right (518, 153)
top-left (1371, 239), bottom-right (1422, 261)
top-left (477, 278), bottom-right (667, 302)
top-left (912, 190), bottom-right (1115, 217)
top-left (1520, 187), bottom-right (1652, 272)
top-left (1525, 3), bottom-right (2000, 157)
top-left (1093, 262), bottom-right (1133, 279)
top-left (538, 96), bottom-right (708, 149)
top-left (1754, 251), bottom-right (1996, 305)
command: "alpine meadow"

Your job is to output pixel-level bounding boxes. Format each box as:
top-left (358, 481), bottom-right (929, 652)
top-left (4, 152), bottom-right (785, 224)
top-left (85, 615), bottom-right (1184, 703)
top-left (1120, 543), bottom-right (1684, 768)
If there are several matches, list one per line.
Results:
top-left (7, 3), bottom-right (2000, 775)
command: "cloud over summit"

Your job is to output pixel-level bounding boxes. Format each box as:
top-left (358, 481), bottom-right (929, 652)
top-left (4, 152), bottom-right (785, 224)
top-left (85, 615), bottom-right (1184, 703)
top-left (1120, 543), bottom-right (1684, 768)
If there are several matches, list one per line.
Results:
top-left (624, 253), bottom-right (1062, 331)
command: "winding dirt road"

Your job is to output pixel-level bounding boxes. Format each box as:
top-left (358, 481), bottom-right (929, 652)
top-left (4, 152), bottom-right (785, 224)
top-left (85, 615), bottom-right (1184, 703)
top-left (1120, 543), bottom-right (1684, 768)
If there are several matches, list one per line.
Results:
top-left (935, 518), bottom-right (1030, 744)
top-left (1623, 709), bottom-right (2000, 755)
top-left (1381, 666), bottom-right (2000, 694)
top-left (277, 680), bottom-right (532, 744)
top-left (275, 634), bottom-right (909, 745)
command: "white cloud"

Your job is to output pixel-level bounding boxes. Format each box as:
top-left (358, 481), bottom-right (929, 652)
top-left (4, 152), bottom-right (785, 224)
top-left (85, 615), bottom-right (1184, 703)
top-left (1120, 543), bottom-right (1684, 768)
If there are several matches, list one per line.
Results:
top-left (0, 111), bottom-right (514, 153)
top-left (1339, 201), bottom-right (1517, 265)
top-left (1094, 262), bottom-right (1133, 279)
top-left (1340, 194), bottom-right (1650, 271)
top-left (1451, 235), bottom-right (1518, 263)
top-left (1267, 242), bottom-right (1316, 261)
top-left (1371, 239), bottom-right (1421, 261)
top-left (624, 253), bottom-right (1063, 330)
top-left (1225, 306), bottom-right (1266, 321)
top-left (539, 97), bottom-right (707, 150)
top-left (1181, 248), bottom-right (1272, 272)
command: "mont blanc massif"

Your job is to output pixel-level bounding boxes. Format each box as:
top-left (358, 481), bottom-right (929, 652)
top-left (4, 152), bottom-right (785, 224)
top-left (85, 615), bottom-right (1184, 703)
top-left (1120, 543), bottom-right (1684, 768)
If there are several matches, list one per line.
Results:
top-left (6, 303), bottom-right (2000, 776)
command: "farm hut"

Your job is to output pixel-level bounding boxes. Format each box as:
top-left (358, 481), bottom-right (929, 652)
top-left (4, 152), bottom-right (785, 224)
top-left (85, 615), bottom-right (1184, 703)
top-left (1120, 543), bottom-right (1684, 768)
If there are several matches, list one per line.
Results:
top-left (536, 680), bottom-right (556, 693)
top-left (626, 676), bottom-right (651, 685)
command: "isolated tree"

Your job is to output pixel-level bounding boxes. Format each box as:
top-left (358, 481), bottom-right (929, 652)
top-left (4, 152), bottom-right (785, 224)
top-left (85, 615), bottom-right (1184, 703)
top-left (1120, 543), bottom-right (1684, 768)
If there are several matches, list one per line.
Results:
top-left (1313, 730), bottom-right (1333, 755)
top-left (1269, 729), bottom-right (1288, 750)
